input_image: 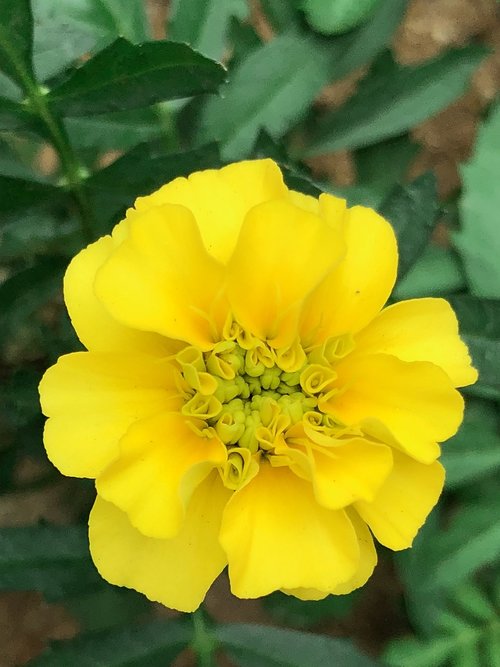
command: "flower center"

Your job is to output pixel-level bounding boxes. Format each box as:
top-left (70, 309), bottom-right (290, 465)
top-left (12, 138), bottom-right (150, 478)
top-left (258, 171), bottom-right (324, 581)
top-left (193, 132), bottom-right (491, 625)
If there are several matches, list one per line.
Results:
top-left (174, 318), bottom-right (355, 489)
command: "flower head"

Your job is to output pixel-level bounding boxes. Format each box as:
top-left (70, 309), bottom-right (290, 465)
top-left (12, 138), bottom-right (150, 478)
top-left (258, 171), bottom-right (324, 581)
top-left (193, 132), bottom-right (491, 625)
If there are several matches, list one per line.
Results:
top-left (39, 159), bottom-right (476, 612)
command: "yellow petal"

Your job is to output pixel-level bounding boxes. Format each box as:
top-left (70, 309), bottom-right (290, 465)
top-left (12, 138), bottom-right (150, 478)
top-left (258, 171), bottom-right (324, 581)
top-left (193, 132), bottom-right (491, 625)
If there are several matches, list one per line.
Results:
top-left (89, 471), bottom-right (231, 612)
top-left (283, 510), bottom-right (377, 599)
top-left (300, 206), bottom-right (398, 345)
top-left (39, 352), bottom-right (181, 478)
top-left (220, 463), bottom-right (359, 598)
top-left (325, 354), bottom-right (464, 464)
top-left (354, 298), bottom-right (477, 388)
top-left (64, 234), bottom-right (176, 355)
top-left (311, 438), bottom-right (393, 509)
top-left (97, 413), bottom-right (226, 539)
top-left (95, 204), bottom-right (228, 349)
top-left (354, 450), bottom-right (445, 550)
top-left (226, 199), bottom-right (343, 348)
top-left (134, 159), bottom-right (287, 263)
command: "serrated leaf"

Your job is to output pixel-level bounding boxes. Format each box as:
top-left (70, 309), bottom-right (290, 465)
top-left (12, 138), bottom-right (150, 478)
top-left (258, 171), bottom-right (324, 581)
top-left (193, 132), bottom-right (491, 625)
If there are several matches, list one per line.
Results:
top-left (216, 624), bottom-right (381, 667)
top-left (306, 46), bottom-right (488, 156)
top-left (0, 0), bottom-right (34, 87)
top-left (0, 525), bottom-right (101, 600)
top-left (448, 295), bottom-right (500, 400)
top-left (0, 175), bottom-right (62, 214)
top-left (47, 37), bottom-right (226, 117)
top-left (198, 31), bottom-right (332, 160)
top-left (379, 172), bottom-right (439, 280)
top-left (169, 0), bottom-right (248, 60)
top-left (455, 102), bottom-right (500, 298)
top-left (441, 398), bottom-right (500, 488)
top-left (302, 0), bottom-right (380, 35)
top-left (30, 619), bottom-right (191, 667)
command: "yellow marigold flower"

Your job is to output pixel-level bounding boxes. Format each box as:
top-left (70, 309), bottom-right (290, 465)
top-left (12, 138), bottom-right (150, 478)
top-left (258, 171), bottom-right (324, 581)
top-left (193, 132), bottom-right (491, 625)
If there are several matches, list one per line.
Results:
top-left (39, 159), bottom-right (477, 612)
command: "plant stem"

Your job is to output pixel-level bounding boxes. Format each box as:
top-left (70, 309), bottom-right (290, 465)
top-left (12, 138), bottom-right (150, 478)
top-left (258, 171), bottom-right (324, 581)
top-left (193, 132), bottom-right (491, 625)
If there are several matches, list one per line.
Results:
top-left (1, 29), bottom-right (95, 242)
top-left (191, 609), bottom-right (217, 667)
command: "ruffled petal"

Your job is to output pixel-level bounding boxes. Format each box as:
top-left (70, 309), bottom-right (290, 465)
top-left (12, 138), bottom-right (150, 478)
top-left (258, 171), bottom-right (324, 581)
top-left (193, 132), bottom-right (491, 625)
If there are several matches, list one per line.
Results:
top-left (220, 463), bottom-right (359, 598)
top-left (94, 204), bottom-right (228, 350)
top-left (226, 199), bottom-right (344, 348)
top-left (64, 234), bottom-right (176, 355)
top-left (354, 298), bottom-right (477, 388)
top-left (311, 438), bottom-right (393, 509)
top-left (300, 206), bottom-right (398, 346)
top-left (282, 510), bottom-right (377, 599)
top-left (96, 413), bottom-right (226, 539)
top-left (89, 471), bottom-right (231, 612)
top-left (324, 354), bottom-right (464, 464)
top-left (39, 352), bottom-right (181, 478)
top-left (354, 450), bottom-right (445, 550)
top-left (134, 159), bottom-right (287, 263)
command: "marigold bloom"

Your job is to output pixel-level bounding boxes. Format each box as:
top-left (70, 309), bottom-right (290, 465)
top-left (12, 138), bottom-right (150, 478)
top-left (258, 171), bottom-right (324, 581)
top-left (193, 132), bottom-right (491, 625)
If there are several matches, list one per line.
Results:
top-left (39, 159), bottom-right (476, 612)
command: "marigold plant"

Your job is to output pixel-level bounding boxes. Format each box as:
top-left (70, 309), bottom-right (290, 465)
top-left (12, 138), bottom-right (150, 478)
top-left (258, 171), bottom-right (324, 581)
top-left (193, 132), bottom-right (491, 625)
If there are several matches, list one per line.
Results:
top-left (39, 159), bottom-right (476, 612)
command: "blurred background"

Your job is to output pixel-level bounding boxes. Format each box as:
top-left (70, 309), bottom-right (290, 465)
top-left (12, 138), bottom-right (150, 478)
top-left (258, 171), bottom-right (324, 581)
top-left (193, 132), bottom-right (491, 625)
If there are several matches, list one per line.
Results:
top-left (1, 1), bottom-right (500, 665)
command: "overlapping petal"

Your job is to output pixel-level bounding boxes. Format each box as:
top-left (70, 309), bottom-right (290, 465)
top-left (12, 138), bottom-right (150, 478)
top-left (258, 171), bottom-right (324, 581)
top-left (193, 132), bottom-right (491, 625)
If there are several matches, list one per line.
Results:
top-left (300, 206), bottom-right (398, 346)
top-left (354, 298), bottom-right (477, 387)
top-left (89, 471), bottom-right (231, 612)
top-left (354, 450), bottom-right (445, 550)
top-left (64, 233), bottom-right (176, 355)
top-left (324, 354), bottom-right (464, 464)
top-left (133, 159), bottom-right (287, 263)
top-left (94, 204), bottom-right (228, 349)
top-left (39, 352), bottom-right (181, 477)
top-left (96, 413), bottom-right (227, 539)
top-left (226, 199), bottom-right (344, 348)
top-left (219, 463), bottom-right (359, 598)
top-left (311, 438), bottom-right (393, 509)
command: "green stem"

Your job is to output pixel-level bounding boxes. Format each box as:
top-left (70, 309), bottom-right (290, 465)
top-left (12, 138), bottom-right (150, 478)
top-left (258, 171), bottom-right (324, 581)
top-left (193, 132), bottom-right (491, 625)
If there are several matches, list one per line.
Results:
top-left (0, 28), bottom-right (95, 242)
top-left (191, 609), bottom-right (217, 667)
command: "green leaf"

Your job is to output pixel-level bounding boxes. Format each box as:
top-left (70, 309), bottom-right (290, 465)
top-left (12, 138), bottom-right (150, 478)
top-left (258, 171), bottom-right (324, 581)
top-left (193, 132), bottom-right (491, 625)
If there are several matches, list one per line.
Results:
top-left (0, 525), bottom-right (101, 600)
top-left (379, 172), bottom-right (439, 280)
top-left (264, 591), bottom-right (357, 629)
top-left (198, 31), bottom-right (333, 159)
top-left (30, 619), bottom-right (191, 667)
top-left (0, 95), bottom-right (34, 129)
top-left (260, 0), bottom-right (301, 31)
top-left (65, 109), bottom-right (160, 150)
top-left (448, 295), bottom-right (500, 400)
top-left (455, 102), bottom-right (500, 298)
top-left (302, 0), bottom-right (380, 35)
top-left (47, 37), bottom-right (226, 117)
top-left (0, 175), bottom-right (62, 214)
top-left (216, 624), bottom-right (381, 667)
top-left (0, 0), bottom-right (34, 88)
top-left (393, 245), bottom-right (466, 300)
top-left (385, 636), bottom-right (454, 667)
top-left (328, 0), bottom-right (409, 83)
top-left (441, 398), bottom-right (500, 489)
top-left (169, 0), bottom-right (248, 60)
top-left (87, 142), bottom-right (221, 233)
top-left (305, 46), bottom-right (488, 156)
top-left (355, 135), bottom-right (419, 207)
top-left (0, 257), bottom-right (66, 344)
